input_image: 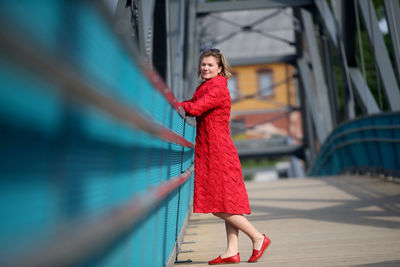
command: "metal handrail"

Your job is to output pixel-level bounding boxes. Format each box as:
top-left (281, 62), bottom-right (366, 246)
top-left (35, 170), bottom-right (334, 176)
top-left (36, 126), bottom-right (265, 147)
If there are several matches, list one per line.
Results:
top-left (312, 137), bottom-right (400, 175)
top-left (309, 113), bottom-right (400, 175)
top-left (310, 125), bottom-right (400, 169)
top-left (0, 23), bottom-right (194, 149)
top-left (0, 3), bottom-right (196, 266)
top-left (1, 164), bottom-right (194, 267)
top-left (92, 1), bottom-right (196, 126)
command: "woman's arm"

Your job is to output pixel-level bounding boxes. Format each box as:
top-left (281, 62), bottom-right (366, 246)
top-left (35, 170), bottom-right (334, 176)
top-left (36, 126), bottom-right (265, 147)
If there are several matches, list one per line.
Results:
top-left (180, 85), bottom-right (225, 116)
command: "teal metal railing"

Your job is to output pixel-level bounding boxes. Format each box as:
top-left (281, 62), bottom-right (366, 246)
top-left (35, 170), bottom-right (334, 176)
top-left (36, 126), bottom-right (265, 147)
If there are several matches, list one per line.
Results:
top-left (309, 112), bottom-right (400, 177)
top-left (0, 1), bottom-right (195, 266)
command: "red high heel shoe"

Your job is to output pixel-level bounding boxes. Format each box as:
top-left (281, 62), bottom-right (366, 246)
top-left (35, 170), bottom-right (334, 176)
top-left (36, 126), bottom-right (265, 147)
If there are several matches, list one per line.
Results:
top-left (248, 234), bottom-right (271, 263)
top-left (208, 253), bottom-right (240, 265)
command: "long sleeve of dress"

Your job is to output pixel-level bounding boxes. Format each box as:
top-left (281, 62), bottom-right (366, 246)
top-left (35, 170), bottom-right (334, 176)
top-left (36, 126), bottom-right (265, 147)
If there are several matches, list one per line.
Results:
top-left (180, 85), bottom-right (225, 117)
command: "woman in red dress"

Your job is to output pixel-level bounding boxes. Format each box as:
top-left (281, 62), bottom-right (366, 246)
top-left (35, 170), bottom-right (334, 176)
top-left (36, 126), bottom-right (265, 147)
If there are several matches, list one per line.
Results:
top-left (180, 49), bottom-right (271, 264)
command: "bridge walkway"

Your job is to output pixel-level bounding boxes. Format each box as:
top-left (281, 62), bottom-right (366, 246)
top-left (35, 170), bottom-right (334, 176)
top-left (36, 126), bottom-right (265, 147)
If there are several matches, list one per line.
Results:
top-left (176, 176), bottom-right (400, 267)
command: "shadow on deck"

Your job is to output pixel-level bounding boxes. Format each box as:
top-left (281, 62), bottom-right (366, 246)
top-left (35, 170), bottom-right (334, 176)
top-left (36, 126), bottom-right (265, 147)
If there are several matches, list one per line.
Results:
top-left (175, 176), bottom-right (400, 267)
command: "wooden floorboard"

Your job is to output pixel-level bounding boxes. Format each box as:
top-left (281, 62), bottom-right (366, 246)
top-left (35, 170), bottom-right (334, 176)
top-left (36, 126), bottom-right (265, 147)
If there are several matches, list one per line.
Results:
top-left (175, 176), bottom-right (400, 267)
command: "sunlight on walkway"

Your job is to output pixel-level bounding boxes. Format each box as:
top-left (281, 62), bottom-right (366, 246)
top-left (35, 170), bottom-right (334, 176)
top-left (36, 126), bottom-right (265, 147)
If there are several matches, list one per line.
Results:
top-left (176, 176), bottom-right (400, 267)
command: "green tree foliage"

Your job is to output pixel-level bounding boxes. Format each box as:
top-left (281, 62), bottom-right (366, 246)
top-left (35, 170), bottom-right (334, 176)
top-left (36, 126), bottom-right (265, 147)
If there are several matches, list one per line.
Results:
top-left (333, 0), bottom-right (398, 118)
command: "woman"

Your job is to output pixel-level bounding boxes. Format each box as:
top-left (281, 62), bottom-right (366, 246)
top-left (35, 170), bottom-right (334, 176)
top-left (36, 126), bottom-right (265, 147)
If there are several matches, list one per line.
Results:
top-left (180, 48), bottom-right (271, 264)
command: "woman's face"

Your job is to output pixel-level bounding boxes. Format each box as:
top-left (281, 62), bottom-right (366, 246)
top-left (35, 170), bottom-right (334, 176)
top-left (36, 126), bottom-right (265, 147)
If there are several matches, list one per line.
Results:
top-left (200, 56), bottom-right (222, 81)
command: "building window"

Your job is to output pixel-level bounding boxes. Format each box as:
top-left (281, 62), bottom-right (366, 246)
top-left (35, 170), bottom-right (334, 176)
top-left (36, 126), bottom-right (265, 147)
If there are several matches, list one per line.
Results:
top-left (258, 70), bottom-right (273, 97)
top-left (228, 73), bottom-right (239, 99)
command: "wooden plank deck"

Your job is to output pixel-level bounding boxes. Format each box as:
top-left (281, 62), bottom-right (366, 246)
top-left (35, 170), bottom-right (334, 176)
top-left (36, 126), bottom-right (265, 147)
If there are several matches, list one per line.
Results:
top-left (175, 176), bottom-right (400, 267)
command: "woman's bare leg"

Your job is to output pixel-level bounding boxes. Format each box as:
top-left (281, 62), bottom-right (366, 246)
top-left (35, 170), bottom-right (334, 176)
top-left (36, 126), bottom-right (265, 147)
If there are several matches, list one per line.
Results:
top-left (221, 221), bottom-right (239, 258)
top-left (213, 213), bottom-right (265, 250)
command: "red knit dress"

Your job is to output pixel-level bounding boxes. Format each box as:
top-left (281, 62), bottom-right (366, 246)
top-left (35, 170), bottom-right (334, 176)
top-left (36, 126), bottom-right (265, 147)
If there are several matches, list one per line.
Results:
top-left (180, 75), bottom-right (251, 214)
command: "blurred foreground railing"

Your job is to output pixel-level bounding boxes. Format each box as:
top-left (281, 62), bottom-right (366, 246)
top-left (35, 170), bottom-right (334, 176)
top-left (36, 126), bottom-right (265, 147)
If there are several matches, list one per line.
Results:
top-left (0, 1), bottom-right (195, 266)
top-left (309, 112), bottom-right (400, 177)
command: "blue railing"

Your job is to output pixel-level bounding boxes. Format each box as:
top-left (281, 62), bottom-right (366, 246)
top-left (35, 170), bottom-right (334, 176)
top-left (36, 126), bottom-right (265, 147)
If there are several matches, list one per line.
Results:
top-left (0, 1), bottom-right (195, 266)
top-left (309, 112), bottom-right (400, 176)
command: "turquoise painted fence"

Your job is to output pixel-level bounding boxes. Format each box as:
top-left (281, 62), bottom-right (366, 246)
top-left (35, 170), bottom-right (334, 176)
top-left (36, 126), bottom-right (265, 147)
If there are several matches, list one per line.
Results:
top-left (309, 112), bottom-right (400, 177)
top-left (0, 1), bottom-right (195, 266)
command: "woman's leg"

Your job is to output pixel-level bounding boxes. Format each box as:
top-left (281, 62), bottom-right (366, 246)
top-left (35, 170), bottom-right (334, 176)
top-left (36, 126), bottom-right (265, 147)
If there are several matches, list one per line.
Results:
top-left (213, 213), bottom-right (265, 250)
top-left (221, 221), bottom-right (239, 258)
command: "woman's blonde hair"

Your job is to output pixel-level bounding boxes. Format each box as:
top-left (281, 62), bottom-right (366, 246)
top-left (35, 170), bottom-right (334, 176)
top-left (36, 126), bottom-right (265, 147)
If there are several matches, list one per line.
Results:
top-left (197, 48), bottom-right (232, 79)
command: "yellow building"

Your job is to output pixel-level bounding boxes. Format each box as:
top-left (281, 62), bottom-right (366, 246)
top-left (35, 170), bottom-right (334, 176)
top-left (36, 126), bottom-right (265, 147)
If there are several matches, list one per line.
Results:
top-left (228, 62), bottom-right (302, 143)
top-left (197, 7), bottom-right (302, 143)
top-left (231, 62), bottom-right (295, 110)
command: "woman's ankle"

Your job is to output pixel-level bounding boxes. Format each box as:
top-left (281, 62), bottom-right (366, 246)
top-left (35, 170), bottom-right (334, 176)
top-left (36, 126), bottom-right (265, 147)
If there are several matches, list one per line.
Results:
top-left (252, 234), bottom-right (265, 250)
top-left (221, 248), bottom-right (238, 258)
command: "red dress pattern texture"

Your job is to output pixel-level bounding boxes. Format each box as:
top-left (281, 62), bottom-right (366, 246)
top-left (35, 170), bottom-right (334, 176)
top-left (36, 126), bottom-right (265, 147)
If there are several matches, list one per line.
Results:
top-left (180, 75), bottom-right (251, 214)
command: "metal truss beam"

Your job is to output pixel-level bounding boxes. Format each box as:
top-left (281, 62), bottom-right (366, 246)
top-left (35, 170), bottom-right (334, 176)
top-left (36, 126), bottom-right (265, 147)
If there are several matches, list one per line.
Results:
top-left (358, 0), bottom-right (400, 111)
top-left (114, 1), bottom-right (138, 46)
top-left (298, 75), bottom-right (316, 163)
top-left (293, 7), bottom-right (313, 164)
top-left (297, 57), bottom-right (327, 144)
top-left (209, 10), bottom-right (295, 46)
top-left (315, 0), bottom-right (338, 47)
top-left (320, 31), bottom-right (339, 126)
top-left (383, 0), bottom-right (400, 80)
top-left (184, 0), bottom-right (199, 100)
top-left (196, 0), bottom-right (312, 15)
top-left (335, 0), bottom-right (357, 65)
top-left (301, 8), bottom-right (333, 132)
top-left (168, 0), bottom-right (186, 99)
top-left (237, 144), bottom-right (305, 160)
top-left (349, 68), bottom-right (380, 114)
top-left (330, 0), bottom-right (344, 38)
top-left (229, 54), bottom-right (297, 66)
top-left (138, 0), bottom-right (155, 60)
top-left (315, 0), bottom-right (356, 120)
